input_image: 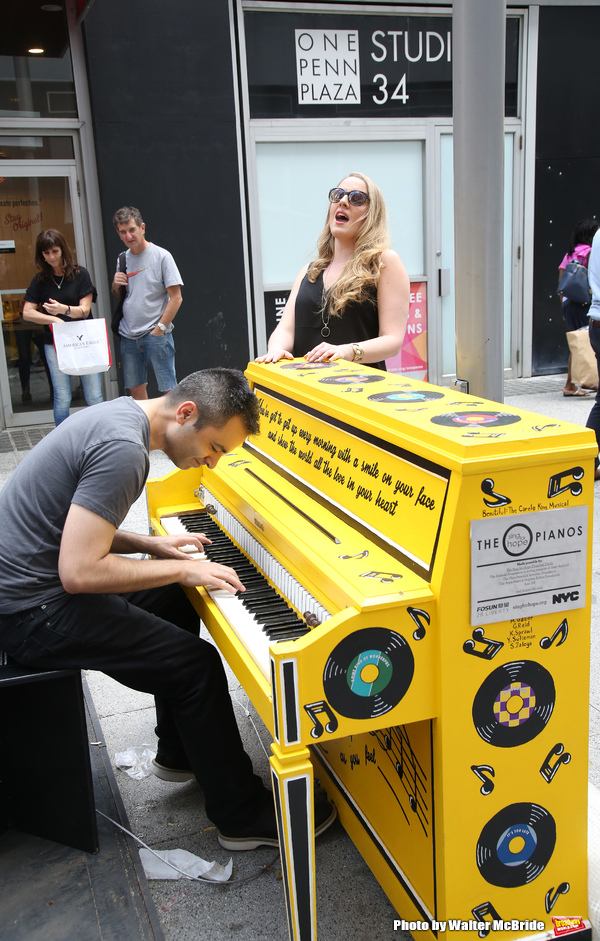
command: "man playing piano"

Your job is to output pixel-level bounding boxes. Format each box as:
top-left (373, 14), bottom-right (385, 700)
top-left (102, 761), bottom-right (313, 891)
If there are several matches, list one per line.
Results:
top-left (0, 368), bottom-right (335, 849)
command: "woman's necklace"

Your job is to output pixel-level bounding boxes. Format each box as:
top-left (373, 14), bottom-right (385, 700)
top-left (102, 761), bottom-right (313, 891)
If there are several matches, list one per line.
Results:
top-left (320, 270), bottom-right (331, 337)
top-left (53, 274), bottom-right (65, 290)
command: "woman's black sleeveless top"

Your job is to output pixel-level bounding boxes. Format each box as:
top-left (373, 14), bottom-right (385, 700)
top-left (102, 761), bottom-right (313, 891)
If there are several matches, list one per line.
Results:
top-left (292, 270), bottom-right (385, 370)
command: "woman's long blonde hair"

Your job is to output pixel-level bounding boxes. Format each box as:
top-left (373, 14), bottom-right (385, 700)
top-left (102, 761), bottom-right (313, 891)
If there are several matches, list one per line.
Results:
top-left (308, 171), bottom-right (390, 318)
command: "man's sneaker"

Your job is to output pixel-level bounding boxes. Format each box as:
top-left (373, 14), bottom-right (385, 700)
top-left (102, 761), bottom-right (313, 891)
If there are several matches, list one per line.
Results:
top-left (150, 758), bottom-right (195, 783)
top-left (217, 794), bottom-right (337, 851)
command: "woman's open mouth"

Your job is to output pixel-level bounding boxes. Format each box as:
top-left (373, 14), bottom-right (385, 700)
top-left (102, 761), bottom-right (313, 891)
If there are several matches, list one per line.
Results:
top-left (335, 210), bottom-right (349, 222)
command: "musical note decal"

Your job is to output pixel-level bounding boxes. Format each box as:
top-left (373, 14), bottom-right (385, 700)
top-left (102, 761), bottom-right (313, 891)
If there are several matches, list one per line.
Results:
top-left (471, 764), bottom-right (495, 796)
top-left (463, 627), bottom-right (504, 660)
top-left (228, 459), bottom-right (252, 467)
top-left (372, 726), bottom-right (429, 835)
top-left (344, 387), bottom-right (364, 393)
top-left (548, 466), bottom-right (584, 499)
top-left (481, 478), bottom-right (512, 508)
top-left (533, 424), bottom-right (560, 433)
top-left (472, 902), bottom-right (502, 938)
top-left (407, 606), bottom-right (430, 641)
top-left (303, 700), bottom-right (339, 739)
top-left (540, 618), bottom-right (568, 650)
top-left (462, 432), bottom-right (505, 438)
top-left (339, 550), bottom-right (369, 561)
top-left (540, 743), bottom-right (571, 783)
top-left (545, 882), bottom-right (570, 913)
top-left (360, 570), bottom-right (404, 584)
top-left (395, 407), bottom-right (428, 412)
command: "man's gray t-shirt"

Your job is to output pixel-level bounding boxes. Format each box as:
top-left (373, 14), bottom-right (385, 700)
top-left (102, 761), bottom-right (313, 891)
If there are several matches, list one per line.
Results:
top-left (0, 398), bottom-right (150, 615)
top-left (117, 242), bottom-right (183, 339)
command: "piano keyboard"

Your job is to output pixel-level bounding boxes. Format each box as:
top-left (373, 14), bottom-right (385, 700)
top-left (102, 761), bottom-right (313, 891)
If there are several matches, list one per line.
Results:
top-left (161, 489), bottom-right (330, 675)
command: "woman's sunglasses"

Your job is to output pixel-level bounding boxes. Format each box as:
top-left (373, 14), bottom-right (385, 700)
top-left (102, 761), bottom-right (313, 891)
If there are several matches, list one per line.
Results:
top-left (328, 187), bottom-right (369, 207)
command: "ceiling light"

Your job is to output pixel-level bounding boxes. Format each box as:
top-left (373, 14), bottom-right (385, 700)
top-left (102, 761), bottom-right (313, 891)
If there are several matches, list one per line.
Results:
top-left (28, 48), bottom-right (45, 54)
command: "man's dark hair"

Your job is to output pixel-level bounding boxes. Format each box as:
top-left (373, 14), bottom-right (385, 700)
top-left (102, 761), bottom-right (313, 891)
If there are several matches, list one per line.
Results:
top-left (166, 368), bottom-right (260, 437)
top-left (113, 206), bottom-right (144, 229)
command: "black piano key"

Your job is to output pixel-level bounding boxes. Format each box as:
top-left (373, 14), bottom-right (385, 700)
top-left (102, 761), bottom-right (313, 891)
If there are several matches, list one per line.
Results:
top-left (259, 614), bottom-right (304, 628)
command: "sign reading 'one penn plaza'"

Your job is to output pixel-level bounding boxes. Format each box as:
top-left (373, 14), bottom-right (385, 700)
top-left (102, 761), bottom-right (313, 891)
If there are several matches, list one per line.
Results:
top-left (295, 29), bottom-right (361, 104)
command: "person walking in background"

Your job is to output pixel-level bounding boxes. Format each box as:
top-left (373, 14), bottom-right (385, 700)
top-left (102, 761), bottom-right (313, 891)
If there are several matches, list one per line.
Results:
top-left (256, 171), bottom-right (409, 369)
top-left (22, 229), bottom-right (103, 425)
top-left (586, 224), bottom-right (600, 478)
top-left (111, 206), bottom-right (182, 400)
top-left (558, 218), bottom-right (599, 396)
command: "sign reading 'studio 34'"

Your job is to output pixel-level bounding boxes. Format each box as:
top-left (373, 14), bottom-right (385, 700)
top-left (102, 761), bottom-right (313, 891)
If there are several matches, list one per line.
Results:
top-left (244, 11), bottom-right (520, 119)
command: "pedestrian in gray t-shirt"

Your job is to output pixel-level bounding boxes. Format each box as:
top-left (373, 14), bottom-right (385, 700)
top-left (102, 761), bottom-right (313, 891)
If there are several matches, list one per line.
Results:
top-left (111, 206), bottom-right (183, 399)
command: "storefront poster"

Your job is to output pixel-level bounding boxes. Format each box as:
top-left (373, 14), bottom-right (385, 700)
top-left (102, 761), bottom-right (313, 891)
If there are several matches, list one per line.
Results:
top-left (386, 281), bottom-right (427, 379)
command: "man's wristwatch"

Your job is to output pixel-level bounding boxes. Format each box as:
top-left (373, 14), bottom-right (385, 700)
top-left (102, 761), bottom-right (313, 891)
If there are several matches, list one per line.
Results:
top-left (156, 322), bottom-right (167, 333)
top-left (351, 343), bottom-right (364, 362)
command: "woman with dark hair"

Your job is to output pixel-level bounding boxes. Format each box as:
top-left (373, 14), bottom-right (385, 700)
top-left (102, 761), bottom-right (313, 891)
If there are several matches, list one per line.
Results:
top-left (256, 172), bottom-right (409, 369)
top-left (558, 217), bottom-right (599, 396)
top-left (22, 229), bottom-right (103, 424)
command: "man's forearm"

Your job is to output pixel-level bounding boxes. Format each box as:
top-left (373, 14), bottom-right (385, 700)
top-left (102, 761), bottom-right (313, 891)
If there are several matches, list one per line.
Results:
top-left (159, 294), bottom-right (182, 327)
top-left (111, 530), bottom-right (160, 554)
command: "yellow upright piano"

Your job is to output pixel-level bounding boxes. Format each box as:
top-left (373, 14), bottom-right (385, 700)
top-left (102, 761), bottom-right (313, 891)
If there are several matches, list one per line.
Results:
top-left (146, 360), bottom-right (595, 941)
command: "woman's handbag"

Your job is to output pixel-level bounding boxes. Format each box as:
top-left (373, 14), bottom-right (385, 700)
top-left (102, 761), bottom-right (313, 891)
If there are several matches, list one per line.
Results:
top-left (52, 318), bottom-right (112, 376)
top-left (558, 262), bottom-right (592, 305)
top-left (566, 326), bottom-right (598, 388)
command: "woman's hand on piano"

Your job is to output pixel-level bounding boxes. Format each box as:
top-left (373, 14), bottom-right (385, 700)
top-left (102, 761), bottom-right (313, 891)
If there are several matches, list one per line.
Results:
top-left (150, 534), bottom-right (211, 559)
top-left (304, 342), bottom-right (353, 363)
top-left (254, 348), bottom-right (294, 363)
top-left (180, 561), bottom-right (245, 595)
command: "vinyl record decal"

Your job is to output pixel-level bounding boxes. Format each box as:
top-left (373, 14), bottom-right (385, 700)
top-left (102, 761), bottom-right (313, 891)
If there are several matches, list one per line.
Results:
top-left (431, 411), bottom-right (521, 428)
top-left (476, 802), bottom-right (556, 887)
top-left (319, 373), bottom-right (385, 384)
top-left (323, 628), bottom-right (414, 720)
top-left (280, 362), bottom-right (338, 370)
top-left (473, 661), bottom-right (555, 747)
top-left (368, 390), bottom-right (446, 404)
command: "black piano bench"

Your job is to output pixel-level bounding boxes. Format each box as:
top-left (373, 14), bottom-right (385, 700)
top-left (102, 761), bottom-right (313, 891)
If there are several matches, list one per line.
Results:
top-left (0, 658), bottom-right (98, 854)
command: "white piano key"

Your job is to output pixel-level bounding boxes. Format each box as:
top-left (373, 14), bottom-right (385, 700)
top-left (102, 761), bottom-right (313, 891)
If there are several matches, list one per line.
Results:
top-left (206, 587), bottom-right (272, 675)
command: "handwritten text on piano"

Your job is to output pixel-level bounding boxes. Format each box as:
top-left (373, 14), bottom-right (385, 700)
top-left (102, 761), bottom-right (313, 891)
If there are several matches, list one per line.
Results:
top-left (256, 392), bottom-right (448, 570)
top-left (262, 399), bottom-right (437, 516)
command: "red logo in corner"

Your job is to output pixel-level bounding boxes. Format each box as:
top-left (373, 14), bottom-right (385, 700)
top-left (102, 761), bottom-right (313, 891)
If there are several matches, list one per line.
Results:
top-left (552, 917), bottom-right (586, 936)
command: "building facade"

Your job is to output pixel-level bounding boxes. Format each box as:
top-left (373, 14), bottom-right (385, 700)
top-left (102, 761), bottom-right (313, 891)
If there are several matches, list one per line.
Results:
top-left (0, 0), bottom-right (597, 427)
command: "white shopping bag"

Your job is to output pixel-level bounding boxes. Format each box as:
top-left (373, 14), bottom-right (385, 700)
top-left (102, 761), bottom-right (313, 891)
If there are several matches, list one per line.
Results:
top-left (52, 318), bottom-right (112, 376)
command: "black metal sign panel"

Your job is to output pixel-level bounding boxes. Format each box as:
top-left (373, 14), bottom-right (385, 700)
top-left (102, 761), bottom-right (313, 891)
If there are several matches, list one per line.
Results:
top-left (244, 10), bottom-right (519, 119)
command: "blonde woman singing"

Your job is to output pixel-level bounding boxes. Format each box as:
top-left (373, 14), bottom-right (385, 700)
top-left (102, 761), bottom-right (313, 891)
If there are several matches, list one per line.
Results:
top-left (256, 172), bottom-right (409, 369)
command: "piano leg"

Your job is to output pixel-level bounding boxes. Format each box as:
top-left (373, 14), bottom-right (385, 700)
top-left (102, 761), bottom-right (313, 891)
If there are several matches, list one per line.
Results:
top-left (270, 743), bottom-right (317, 941)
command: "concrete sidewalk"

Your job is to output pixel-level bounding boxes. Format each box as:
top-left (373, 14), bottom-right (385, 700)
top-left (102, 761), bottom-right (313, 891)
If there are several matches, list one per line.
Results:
top-left (1, 374), bottom-right (599, 941)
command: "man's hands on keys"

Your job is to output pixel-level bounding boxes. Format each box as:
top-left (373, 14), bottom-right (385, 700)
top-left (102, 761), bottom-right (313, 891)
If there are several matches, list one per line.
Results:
top-left (150, 533), bottom-right (211, 560)
top-left (152, 533), bottom-right (245, 595)
top-left (179, 560), bottom-right (245, 594)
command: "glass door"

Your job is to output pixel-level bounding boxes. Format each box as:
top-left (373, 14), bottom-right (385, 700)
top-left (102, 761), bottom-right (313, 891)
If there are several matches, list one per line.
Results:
top-left (0, 165), bottom-right (85, 426)
top-left (436, 129), bottom-right (519, 382)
